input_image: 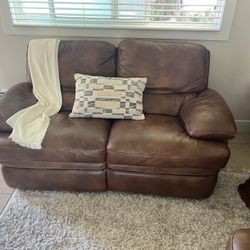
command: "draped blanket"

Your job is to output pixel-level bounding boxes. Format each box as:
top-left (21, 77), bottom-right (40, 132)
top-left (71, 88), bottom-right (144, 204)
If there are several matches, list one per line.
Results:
top-left (6, 39), bottom-right (62, 149)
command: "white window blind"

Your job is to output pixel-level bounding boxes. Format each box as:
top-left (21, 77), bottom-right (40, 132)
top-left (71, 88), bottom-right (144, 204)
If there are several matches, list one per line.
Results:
top-left (8, 0), bottom-right (227, 31)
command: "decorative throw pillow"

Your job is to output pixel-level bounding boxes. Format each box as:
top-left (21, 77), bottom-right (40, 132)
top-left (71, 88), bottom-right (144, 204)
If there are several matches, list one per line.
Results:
top-left (70, 74), bottom-right (147, 120)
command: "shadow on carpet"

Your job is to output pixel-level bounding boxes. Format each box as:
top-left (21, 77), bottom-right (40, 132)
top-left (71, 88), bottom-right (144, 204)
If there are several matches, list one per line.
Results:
top-left (0, 169), bottom-right (250, 250)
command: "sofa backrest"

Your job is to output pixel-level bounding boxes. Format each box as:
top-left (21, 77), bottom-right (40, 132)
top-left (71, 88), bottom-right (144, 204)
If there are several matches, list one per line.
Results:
top-left (27, 39), bottom-right (210, 116)
top-left (58, 40), bottom-right (116, 91)
top-left (27, 40), bottom-right (117, 111)
top-left (60, 90), bottom-right (197, 116)
top-left (143, 92), bottom-right (197, 116)
top-left (57, 40), bottom-right (117, 110)
top-left (117, 39), bottom-right (210, 94)
top-left (117, 39), bottom-right (210, 116)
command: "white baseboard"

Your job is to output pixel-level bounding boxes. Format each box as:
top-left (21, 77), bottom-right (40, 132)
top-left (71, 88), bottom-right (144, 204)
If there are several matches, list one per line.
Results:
top-left (235, 120), bottom-right (250, 133)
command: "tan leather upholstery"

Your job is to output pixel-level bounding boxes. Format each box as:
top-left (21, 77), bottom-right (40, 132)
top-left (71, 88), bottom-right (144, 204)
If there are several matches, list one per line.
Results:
top-left (226, 229), bottom-right (250, 250)
top-left (0, 39), bottom-right (237, 196)
top-left (107, 170), bottom-right (217, 198)
top-left (118, 39), bottom-right (210, 94)
top-left (0, 114), bottom-right (10, 132)
top-left (2, 167), bottom-right (107, 191)
top-left (108, 114), bottom-right (230, 173)
top-left (0, 112), bottom-right (111, 165)
top-left (60, 91), bottom-right (197, 116)
top-left (58, 40), bottom-right (116, 91)
top-left (0, 82), bottom-right (37, 130)
top-left (179, 88), bottom-right (237, 140)
top-left (143, 92), bottom-right (197, 116)
top-left (0, 111), bottom-right (111, 191)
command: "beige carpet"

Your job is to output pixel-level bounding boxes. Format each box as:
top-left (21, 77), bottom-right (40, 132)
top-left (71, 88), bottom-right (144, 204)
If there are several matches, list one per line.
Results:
top-left (0, 170), bottom-right (250, 250)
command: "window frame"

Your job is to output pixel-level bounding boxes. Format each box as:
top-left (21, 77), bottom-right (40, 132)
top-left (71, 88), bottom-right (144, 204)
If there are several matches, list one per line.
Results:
top-left (0, 0), bottom-right (237, 41)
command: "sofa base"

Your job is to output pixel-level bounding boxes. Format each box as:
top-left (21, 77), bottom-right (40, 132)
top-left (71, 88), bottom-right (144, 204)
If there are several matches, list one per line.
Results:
top-left (107, 169), bottom-right (217, 199)
top-left (1, 166), bottom-right (107, 192)
top-left (1, 166), bottom-right (218, 198)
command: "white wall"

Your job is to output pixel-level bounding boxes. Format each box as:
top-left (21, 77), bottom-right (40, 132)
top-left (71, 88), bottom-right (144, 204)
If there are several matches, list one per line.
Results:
top-left (201, 0), bottom-right (250, 122)
top-left (0, 0), bottom-right (249, 123)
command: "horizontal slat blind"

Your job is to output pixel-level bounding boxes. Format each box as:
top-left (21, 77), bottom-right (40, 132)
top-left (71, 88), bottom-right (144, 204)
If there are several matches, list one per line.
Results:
top-left (8, 0), bottom-right (226, 30)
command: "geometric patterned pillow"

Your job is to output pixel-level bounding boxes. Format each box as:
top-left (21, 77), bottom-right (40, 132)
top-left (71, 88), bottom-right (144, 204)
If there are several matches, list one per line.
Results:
top-left (69, 74), bottom-right (147, 120)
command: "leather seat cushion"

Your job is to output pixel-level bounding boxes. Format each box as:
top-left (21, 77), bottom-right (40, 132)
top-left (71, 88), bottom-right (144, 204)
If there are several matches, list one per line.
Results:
top-left (107, 114), bottom-right (230, 175)
top-left (0, 112), bottom-right (111, 169)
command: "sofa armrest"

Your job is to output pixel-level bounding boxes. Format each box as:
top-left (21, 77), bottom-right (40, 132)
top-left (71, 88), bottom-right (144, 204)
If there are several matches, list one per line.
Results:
top-left (0, 113), bottom-right (11, 131)
top-left (179, 88), bottom-right (237, 140)
top-left (0, 82), bottom-right (37, 131)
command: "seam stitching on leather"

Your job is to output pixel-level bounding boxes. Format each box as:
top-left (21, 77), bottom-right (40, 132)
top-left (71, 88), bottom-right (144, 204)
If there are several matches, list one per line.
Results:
top-left (2, 166), bottom-right (106, 171)
top-left (0, 147), bottom-right (105, 152)
top-left (107, 164), bottom-right (218, 176)
top-left (107, 150), bottom-right (226, 158)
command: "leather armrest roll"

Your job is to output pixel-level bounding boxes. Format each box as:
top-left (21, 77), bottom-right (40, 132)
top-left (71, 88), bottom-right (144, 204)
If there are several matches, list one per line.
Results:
top-left (0, 82), bottom-right (37, 131)
top-left (179, 88), bottom-right (237, 140)
top-left (0, 113), bottom-right (11, 131)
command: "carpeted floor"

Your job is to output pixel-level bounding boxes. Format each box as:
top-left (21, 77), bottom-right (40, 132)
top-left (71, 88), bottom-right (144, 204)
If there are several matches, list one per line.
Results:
top-left (0, 170), bottom-right (250, 250)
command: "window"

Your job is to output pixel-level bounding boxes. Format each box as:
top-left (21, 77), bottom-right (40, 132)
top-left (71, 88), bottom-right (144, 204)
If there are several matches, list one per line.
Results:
top-left (8, 0), bottom-right (227, 31)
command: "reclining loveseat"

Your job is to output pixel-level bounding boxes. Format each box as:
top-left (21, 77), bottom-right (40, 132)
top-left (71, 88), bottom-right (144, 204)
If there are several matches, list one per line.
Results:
top-left (0, 39), bottom-right (236, 198)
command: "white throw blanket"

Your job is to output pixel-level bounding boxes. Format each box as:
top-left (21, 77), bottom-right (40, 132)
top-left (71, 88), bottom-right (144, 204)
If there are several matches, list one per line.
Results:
top-left (6, 39), bottom-right (62, 149)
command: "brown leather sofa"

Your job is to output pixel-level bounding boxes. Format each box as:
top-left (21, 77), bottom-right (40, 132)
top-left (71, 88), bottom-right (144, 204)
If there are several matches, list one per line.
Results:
top-left (226, 229), bottom-right (250, 250)
top-left (0, 39), bottom-right (237, 198)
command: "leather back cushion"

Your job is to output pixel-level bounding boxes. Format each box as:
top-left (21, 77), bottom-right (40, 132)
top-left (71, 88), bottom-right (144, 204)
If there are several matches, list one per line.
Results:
top-left (117, 39), bottom-right (210, 94)
top-left (143, 92), bottom-right (197, 116)
top-left (26, 39), bottom-right (207, 114)
top-left (62, 91), bottom-right (196, 116)
top-left (27, 40), bottom-right (116, 91)
top-left (58, 40), bottom-right (116, 91)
